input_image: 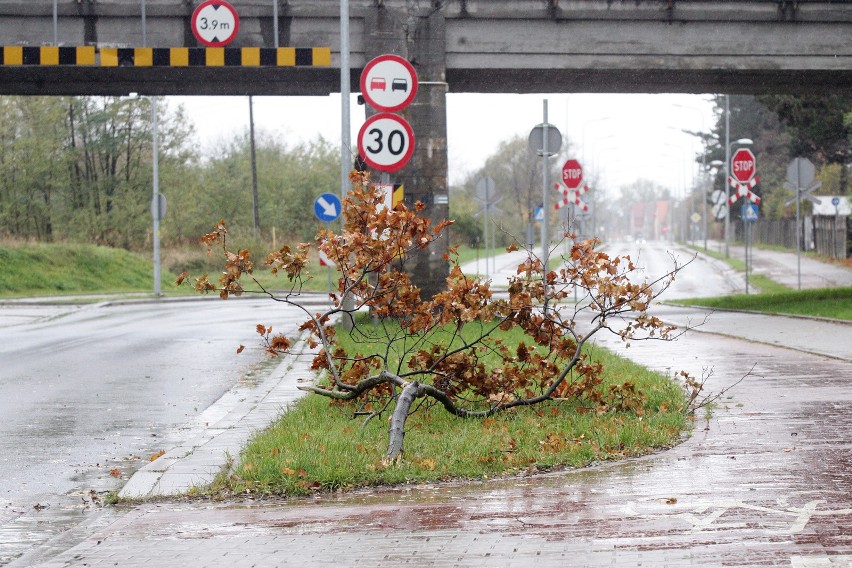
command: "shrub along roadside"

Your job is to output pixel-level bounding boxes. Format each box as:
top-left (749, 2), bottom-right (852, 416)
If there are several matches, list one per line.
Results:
top-left (209, 341), bottom-right (688, 498)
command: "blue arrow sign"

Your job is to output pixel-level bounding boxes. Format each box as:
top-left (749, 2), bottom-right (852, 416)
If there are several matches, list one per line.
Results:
top-left (314, 193), bottom-right (341, 222)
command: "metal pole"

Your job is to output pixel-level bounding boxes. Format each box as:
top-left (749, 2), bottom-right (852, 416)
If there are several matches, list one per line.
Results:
top-left (541, 100), bottom-right (550, 274)
top-left (340, 0), bottom-right (351, 204)
top-left (724, 95), bottom-right (731, 258)
top-left (152, 98), bottom-right (161, 296)
top-left (141, 0), bottom-right (147, 47)
top-left (339, 0), bottom-right (354, 328)
top-left (491, 195), bottom-right (496, 276)
top-left (142, 0), bottom-right (161, 296)
top-left (249, 96), bottom-right (260, 232)
top-left (484, 193), bottom-right (490, 278)
top-left (745, 215), bottom-right (749, 294)
top-left (52, 0), bottom-right (58, 45)
top-left (273, 0), bottom-right (279, 48)
top-left (796, 159), bottom-right (802, 290)
top-left (703, 163), bottom-right (708, 250)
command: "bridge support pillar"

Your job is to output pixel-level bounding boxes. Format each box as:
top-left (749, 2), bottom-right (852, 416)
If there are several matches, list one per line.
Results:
top-left (364, 7), bottom-right (449, 300)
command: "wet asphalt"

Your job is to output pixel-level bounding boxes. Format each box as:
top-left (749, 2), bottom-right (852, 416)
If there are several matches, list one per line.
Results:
top-left (3, 242), bottom-right (852, 567)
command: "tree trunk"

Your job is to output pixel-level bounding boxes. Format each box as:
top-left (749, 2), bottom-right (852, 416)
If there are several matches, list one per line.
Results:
top-left (386, 381), bottom-right (423, 462)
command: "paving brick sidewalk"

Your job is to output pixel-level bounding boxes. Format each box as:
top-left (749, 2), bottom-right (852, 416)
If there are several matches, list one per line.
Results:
top-left (11, 310), bottom-right (852, 567)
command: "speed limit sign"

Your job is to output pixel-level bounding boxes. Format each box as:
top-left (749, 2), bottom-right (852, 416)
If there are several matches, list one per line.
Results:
top-left (357, 113), bottom-right (415, 172)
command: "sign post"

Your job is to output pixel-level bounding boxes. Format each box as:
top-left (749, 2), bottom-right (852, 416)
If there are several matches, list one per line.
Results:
top-left (741, 204), bottom-right (759, 294)
top-left (528, 101), bottom-right (562, 281)
top-left (784, 157), bottom-right (822, 289)
top-left (728, 148), bottom-right (761, 206)
top-left (553, 159), bottom-right (590, 243)
top-left (474, 177), bottom-right (499, 277)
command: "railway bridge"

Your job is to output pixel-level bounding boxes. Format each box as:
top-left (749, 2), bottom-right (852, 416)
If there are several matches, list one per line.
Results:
top-left (1, 0), bottom-right (848, 295)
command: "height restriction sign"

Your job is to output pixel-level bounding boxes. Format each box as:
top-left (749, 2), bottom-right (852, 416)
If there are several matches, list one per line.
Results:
top-left (191, 0), bottom-right (240, 47)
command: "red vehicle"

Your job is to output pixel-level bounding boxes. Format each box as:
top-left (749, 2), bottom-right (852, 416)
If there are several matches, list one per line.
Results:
top-left (369, 77), bottom-right (386, 91)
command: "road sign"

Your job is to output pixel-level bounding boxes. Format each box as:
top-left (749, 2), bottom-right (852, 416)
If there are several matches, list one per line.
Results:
top-left (691, 212), bottom-right (701, 224)
top-left (832, 196), bottom-right (841, 207)
top-left (374, 183), bottom-right (404, 210)
top-left (711, 189), bottom-right (726, 205)
top-left (534, 206), bottom-right (544, 222)
top-left (314, 192), bottom-right (341, 222)
top-left (318, 249), bottom-right (336, 267)
top-left (731, 148), bottom-right (756, 183)
top-left (475, 177), bottom-right (496, 201)
top-left (360, 54), bottom-right (418, 112)
top-left (742, 204), bottom-right (759, 222)
top-left (712, 201), bottom-right (728, 220)
top-left (786, 157), bottom-right (816, 188)
top-left (528, 124), bottom-right (562, 156)
top-left (784, 157), bottom-right (822, 207)
top-left (191, 0), bottom-right (239, 47)
top-left (358, 113), bottom-right (415, 172)
top-left (561, 159), bottom-right (583, 189)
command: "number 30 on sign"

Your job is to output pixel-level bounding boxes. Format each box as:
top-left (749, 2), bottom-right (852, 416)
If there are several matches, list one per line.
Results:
top-left (357, 113), bottom-right (415, 173)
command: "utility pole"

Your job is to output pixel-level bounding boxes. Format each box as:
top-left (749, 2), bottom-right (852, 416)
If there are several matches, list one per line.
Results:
top-left (249, 96), bottom-right (260, 233)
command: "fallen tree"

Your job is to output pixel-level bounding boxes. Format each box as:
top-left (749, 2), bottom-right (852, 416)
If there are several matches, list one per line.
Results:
top-left (180, 171), bottom-right (690, 462)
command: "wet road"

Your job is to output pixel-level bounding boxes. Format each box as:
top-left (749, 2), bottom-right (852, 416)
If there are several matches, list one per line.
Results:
top-left (601, 239), bottom-right (742, 300)
top-left (5, 245), bottom-right (852, 566)
top-left (0, 297), bottom-right (305, 563)
top-left (461, 239), bottom-right (744, 299)
top-left (18, 309), bottom-right (852, 567)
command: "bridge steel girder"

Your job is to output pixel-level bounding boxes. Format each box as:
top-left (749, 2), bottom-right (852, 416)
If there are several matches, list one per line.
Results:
top-left (0, 0), bottom-right (849, 96)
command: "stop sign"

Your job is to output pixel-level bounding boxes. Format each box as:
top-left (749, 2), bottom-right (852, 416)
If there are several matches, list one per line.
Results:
top-left (562, 159), bottom-right (583, 189)
top-left (731, 148), bottom-right (756, 183)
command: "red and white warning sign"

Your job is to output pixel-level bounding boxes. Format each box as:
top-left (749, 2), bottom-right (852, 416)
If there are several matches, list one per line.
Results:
top-left (360, 54), bottom-right (418, 112)
top-left (191, 0), bottom-right (240, 47)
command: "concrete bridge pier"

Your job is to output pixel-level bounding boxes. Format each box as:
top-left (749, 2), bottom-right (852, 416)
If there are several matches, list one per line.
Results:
top-left (363, 5), bottom-right (450, 300)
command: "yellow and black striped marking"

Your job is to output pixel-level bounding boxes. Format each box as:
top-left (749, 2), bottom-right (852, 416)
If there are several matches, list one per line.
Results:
top-left (1, 46), bottom-right (331, 67)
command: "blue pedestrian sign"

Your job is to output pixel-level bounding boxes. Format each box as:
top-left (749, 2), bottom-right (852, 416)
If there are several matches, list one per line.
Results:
top-left (741, 203), bottom-right (759, 222)
top-left (314, 193), bottom-right (341, 222)
top-left (534, 206), bottom-right (544, 222)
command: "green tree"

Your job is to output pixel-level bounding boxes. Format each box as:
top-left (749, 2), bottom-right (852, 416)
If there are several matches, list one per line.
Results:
top-left (0, 97), bottom-right (74, 240)
top-left (758, 94), bottom-right (851, 194)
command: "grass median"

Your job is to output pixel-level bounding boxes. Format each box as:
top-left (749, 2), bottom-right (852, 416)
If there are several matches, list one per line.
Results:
top-left (208, 324), bottom-right (689, 498)
top-left (670, 286), bottom-right (852, 320)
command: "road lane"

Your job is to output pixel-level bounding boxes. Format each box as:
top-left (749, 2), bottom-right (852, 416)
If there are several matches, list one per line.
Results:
top-left (0, 297), bottom-right (304, 563)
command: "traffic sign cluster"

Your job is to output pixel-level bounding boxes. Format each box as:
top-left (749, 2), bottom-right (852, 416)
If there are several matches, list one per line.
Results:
top-left (728, 148), bottom-right (761, 206)
top-left (553, 159), bottom-right (590, 213)
top-left (357, 54), bottom-right (418, 173)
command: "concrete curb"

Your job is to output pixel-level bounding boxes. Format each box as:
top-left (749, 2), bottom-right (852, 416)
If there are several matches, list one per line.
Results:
top-left (118, 336), bottom-right (319, 499)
